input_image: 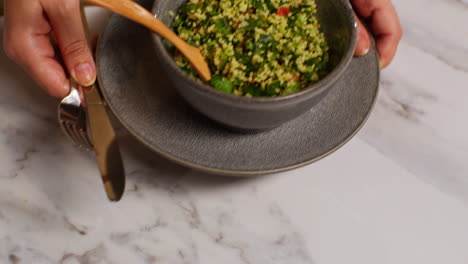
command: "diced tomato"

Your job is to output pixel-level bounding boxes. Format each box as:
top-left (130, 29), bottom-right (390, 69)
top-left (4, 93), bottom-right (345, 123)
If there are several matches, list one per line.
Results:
top-left (247, 9), bottom-right (254, 14)
top-left (232, 20), bottom-right (240, 25)
top-left (277, 6), bottom-right (290, 16)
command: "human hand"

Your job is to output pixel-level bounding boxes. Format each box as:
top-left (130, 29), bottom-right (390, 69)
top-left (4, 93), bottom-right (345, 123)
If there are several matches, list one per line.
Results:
top-left (350, 0), bottom-right (402, 69)
top-left (3, 0), bottom-right (96, 98)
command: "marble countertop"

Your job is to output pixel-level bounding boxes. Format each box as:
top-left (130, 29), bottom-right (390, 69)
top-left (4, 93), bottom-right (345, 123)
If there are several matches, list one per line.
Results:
top-left (1, 1), bottom-right (468, 263)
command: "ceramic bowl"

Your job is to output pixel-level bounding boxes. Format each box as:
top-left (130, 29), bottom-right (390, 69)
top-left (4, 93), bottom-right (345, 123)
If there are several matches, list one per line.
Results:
top-left (152, 0), bottom-right (357, 131)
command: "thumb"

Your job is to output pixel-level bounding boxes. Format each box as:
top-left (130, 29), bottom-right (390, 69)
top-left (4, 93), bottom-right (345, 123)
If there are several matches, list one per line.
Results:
top-left (354, 15), bottom-right (371, 57)
top-left (43, 0), bottom-right (96, 87)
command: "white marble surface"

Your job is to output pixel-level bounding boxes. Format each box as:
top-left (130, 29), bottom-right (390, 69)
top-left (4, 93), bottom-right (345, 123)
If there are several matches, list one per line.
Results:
top-left (1, 1), bottom-right (468, 263)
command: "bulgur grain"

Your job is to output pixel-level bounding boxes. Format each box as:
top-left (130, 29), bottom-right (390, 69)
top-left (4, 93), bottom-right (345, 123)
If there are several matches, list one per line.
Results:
top-left (172, 0), bottom-right (329, 97)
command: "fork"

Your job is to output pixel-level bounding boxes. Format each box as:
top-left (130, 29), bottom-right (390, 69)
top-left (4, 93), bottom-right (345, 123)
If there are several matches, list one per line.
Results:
top-left (58, 78), bottom-right (93, 149)
top-left (56, 4), bottom-right (126, 202)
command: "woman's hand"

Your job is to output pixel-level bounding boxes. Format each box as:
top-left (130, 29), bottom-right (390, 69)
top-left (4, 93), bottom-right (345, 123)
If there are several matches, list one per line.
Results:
top-left (2, 0), bottom-right (401, 99)
top-left (3, 0), bottom-right (96, 98)
top-left (351, 0), bottom-right (403, 68)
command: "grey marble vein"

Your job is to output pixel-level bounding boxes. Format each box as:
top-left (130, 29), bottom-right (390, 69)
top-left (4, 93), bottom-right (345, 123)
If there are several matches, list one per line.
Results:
top-left (456, 0), bottom-right (468, 7)
top-left (360, 71), bottom-right (468, 204)
top-left (60, 244), bottom-right (108, 264)
top-left (377, 77), bottom-right (437, 123)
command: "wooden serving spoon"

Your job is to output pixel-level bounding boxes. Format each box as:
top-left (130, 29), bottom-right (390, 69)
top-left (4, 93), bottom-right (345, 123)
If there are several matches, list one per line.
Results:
top-left (84, 0), bottom-right (211, 81)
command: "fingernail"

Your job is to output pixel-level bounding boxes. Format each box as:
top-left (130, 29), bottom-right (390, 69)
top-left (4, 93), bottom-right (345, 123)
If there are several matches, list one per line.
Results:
top-left (356, 47), bottom-right (369, 57)
top-left (72, 62), bottom-right (95, 86)
top-left (379, 59), bottom-right (387, 69)
top-left (63, 83), bottom-right (71, 96)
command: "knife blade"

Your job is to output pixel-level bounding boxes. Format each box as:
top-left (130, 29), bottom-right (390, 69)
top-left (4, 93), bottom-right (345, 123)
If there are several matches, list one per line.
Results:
top-left (83, 83), bottom-right (126, 201)
top-left (80, 4), bottom-right (126, 201)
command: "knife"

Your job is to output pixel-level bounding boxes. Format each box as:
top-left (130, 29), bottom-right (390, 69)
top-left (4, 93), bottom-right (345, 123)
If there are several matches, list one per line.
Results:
top-left (80, 5), bottom-right (126, 201)
top-left (83, 83), bottom-right (126, 201)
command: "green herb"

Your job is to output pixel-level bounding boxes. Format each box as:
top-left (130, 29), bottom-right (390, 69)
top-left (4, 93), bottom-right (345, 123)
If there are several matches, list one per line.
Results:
top-left (282, 83), bottom-right (301, 95)
top-left (246, 18), bottom-right (262, 31)
top-left (244, 85), bottom-right (265, 96)
top-left (265, 0), bottom-right (277, 12)
top-left (266, 81), bottom-right (281, 95)
top-left (214, 18), bottom-right (231, 34)
top-left (172, 0), bottom-right (329, 97)
top-left (209, 75), bottom-right (234, 94)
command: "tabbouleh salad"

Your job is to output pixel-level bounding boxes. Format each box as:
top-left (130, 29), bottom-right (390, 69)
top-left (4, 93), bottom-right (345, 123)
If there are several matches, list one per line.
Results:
top-left (171, 0), bottom-right (330, 97)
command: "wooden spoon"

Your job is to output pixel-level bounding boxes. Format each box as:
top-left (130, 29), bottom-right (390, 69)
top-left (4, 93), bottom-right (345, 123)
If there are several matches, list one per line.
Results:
top-left (84, 0), bottom-right (211, 81)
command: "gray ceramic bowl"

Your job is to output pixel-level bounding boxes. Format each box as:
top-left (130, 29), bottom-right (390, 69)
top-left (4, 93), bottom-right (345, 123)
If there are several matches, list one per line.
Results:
top-left (152, 0), bottom-right (357, 131)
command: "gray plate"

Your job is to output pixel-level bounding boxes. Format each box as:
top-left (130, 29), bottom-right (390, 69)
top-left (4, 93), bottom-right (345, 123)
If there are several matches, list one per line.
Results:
top-left (96, 0), bottom-right (379, 176)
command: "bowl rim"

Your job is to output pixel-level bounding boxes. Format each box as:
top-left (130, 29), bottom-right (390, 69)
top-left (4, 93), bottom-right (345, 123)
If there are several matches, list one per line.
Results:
top-left (151, 0), bottom-right (357, 106)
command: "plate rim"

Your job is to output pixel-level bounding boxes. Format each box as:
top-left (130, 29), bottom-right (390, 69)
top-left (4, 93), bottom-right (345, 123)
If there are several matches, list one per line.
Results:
top-left (96, 14), bottom-right (380, 176)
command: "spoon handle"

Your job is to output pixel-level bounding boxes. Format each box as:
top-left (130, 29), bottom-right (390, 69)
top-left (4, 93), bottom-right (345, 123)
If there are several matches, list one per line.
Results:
top-left (84, 0), bottom-right (178, 42)
top-left (83, 0), bottom-right (211, 80)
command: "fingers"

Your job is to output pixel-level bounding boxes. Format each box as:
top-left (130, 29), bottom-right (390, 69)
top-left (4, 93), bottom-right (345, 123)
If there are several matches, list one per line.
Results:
top-left (18, 36), bottom-right (71, 98)
top-left (3, 0), bottom-right (69, 98)
top-left (354, 15), bottom-right (371, 57)
top-left (42, 0), bottom-right (96, 87)
top-left (351, 0), bottom-right (402, 68)
top-left (369, 3), bottom-right (402, 68)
